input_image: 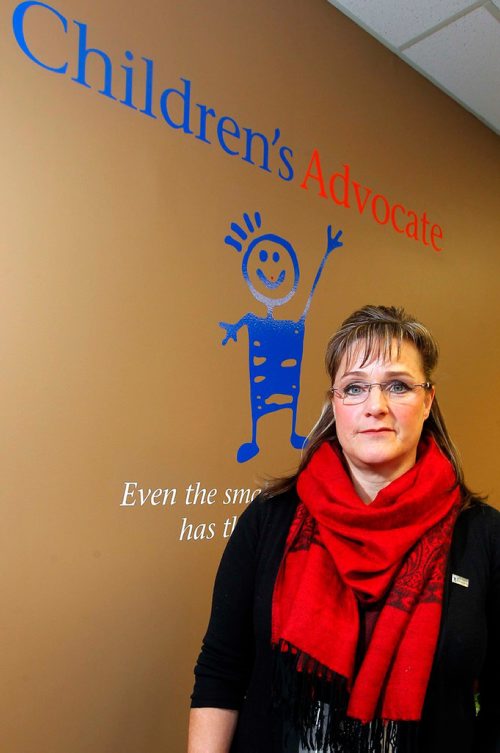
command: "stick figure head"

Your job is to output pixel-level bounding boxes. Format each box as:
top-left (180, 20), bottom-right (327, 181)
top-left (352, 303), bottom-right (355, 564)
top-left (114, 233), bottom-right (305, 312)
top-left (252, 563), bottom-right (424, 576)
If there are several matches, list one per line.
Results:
top-left (242, 234), bottom-right (299, 308)
top-left (225, 213), bottom-right (300, 310)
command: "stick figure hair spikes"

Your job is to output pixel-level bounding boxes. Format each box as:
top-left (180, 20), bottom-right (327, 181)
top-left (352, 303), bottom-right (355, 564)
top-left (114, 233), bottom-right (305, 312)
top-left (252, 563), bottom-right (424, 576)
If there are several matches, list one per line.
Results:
top-left (224, 211), bottom-right (262, 252)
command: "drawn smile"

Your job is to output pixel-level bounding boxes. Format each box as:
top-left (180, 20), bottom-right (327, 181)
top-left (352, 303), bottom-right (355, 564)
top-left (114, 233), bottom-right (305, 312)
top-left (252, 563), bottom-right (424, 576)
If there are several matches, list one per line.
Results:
top-left (256, 268), bottom-right (286, 289)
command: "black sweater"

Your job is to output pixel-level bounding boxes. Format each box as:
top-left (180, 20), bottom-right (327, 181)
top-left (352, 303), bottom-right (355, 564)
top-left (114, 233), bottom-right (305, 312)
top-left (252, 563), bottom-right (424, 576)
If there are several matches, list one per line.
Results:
top-left (191, 493), bottom-right (500, 753)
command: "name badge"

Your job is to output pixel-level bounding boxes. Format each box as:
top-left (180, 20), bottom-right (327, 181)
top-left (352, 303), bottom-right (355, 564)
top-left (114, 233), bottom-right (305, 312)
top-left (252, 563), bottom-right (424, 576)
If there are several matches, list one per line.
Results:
top-left (452, 574), bottom-right (469, 588)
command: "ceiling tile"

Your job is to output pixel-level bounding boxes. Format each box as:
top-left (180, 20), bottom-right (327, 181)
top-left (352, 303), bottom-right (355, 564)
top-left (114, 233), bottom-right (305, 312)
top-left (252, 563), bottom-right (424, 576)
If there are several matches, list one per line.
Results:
top-left (403, 7), bottom-right (500, 132)
top-left (327, 0), bottom-right (481, 47)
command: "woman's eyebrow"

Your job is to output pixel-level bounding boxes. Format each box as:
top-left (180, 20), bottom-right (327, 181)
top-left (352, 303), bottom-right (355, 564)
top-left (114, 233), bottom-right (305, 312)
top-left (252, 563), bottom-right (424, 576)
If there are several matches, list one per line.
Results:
top-left (340, 369), bottom-right (415, 380)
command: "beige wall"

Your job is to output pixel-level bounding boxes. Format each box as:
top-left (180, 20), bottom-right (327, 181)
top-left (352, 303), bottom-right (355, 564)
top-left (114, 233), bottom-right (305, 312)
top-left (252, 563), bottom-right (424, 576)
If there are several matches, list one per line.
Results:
top-left (2, 0), bottom-right (499, 751)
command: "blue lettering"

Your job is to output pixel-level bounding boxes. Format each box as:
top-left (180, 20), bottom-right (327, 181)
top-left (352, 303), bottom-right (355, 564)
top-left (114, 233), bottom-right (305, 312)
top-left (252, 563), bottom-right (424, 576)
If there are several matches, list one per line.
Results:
top-left (242, 128), bottom-right (270, 172)
top-left (12, 0), bottom-right (68, 74)
top-left (159, 77), bottom-right (193, 133)
top-left (71, 20), bottom-right (116, 100)
top-left (278, 146), bottom-right (294, 181)
top-left (119, 50), bottom-right (137, 110)
top-left (217, 116), bottom-right (240, 156)
top-left (139, 57), bottom-right (157, 119)
top-left (196, 103), bottom-right (216, 144)
top-left (12, 6), bottom-right (292, 190)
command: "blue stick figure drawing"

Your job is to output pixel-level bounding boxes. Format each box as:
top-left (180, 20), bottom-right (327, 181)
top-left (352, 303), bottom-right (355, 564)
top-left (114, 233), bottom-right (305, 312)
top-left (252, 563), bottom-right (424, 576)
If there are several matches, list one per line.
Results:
top-left (220, 212), bottom-right (343, 463)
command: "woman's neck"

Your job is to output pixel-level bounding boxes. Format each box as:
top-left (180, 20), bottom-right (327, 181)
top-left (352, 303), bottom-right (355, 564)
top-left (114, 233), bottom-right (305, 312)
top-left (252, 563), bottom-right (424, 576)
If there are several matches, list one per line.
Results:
top-left (343, 453), bottom-right (417, 504)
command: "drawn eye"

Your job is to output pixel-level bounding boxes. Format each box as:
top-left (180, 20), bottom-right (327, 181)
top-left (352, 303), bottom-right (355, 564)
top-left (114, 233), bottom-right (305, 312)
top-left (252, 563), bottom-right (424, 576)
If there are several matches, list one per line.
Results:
top-left (272, 251), bottom-right (280, 262)
top-left (386, 380), bottom-right (412, 394)
top-left (344, 383), bottom-right (368, 396)
top-left (259, 249), bottom-right (268, 262)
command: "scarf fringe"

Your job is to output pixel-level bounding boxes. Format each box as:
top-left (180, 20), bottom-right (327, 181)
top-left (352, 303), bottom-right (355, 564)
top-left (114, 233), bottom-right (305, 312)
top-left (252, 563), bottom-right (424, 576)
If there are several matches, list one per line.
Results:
top-left (273, 640), bottom-right (419, 753)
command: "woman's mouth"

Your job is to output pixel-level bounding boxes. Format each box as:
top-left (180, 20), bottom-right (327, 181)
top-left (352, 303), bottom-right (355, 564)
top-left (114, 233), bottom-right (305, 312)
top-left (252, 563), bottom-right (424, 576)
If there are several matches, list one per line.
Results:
top-left (360, 428), bottom-right (394, 434)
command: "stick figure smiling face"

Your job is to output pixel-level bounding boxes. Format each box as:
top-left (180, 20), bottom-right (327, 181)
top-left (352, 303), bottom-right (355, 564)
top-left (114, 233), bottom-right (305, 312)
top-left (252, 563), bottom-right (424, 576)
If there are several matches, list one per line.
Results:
top-left (242, 233), bottom-right (300, 309)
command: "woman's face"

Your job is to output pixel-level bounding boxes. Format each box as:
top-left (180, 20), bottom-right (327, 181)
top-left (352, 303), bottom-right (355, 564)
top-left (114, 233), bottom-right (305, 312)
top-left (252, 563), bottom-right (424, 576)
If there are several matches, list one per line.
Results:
top-left (331, 340), bottom-right (435, 481)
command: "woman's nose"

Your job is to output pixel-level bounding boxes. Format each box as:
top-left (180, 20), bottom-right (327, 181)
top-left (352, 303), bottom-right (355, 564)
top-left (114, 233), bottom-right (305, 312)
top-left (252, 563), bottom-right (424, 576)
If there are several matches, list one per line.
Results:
top-left (364, 385), bottom-right (389, 414)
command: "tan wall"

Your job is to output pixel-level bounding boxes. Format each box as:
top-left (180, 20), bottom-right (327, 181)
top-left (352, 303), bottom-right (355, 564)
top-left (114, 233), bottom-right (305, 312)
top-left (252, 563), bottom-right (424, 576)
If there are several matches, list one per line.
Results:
top-left (2, 0), bottom-right (499, 751)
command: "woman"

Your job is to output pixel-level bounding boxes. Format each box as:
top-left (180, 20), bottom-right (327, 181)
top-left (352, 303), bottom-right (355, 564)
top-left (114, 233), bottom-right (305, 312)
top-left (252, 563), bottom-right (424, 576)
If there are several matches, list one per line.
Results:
top-left (189, 305), bottom-right (499, 753)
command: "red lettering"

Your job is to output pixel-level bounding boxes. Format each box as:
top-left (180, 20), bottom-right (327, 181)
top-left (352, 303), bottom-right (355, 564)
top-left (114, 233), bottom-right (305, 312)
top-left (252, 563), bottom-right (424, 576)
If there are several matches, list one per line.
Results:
top-left (299, 155), bottom-right (444, 249)
top-left (352, 181), bottom-right (372, 214)
top-left (391, 204), bottom-right (406, 233)
top-left (405, 211), bottom-right (419, 240)
top-left (371, 194), bottom-right (390, 225)
top-left (421, 211), bottom-right (430, 246)
top-left (329, 163), bottom-right (350, 207)
top-left (300, 149), bottom-right (327, 198)
top-left (431, 224), bottom-right (443, 252)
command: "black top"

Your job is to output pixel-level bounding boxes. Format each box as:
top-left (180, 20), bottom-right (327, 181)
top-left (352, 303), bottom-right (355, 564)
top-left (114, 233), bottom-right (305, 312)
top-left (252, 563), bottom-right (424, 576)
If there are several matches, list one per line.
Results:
top-left (191, 492), bottom-right (500, 753)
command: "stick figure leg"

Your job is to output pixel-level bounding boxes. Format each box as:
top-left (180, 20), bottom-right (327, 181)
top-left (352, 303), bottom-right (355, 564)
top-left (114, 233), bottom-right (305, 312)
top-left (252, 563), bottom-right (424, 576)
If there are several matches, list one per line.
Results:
top-left (237, 412), bottom-right (260, 463)
top-left (289, 403), bottom-right (307, 450)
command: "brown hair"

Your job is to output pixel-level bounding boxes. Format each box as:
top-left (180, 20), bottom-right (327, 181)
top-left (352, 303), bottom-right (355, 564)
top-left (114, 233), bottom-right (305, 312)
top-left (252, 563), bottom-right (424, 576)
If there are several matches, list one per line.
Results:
top-left (262, 305), bottom-right (483, 509)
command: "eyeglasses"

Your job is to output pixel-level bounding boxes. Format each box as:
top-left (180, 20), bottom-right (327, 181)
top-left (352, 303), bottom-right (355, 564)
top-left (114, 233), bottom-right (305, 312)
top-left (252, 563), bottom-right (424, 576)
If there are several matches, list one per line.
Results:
top-left (330, 380), bottom-right (432, 405)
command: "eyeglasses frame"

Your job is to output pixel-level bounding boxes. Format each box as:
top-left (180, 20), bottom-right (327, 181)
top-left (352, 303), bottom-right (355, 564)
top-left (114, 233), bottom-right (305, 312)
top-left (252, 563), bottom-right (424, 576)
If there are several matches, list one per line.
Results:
top-left (330, 381), bottom-right (433, 405)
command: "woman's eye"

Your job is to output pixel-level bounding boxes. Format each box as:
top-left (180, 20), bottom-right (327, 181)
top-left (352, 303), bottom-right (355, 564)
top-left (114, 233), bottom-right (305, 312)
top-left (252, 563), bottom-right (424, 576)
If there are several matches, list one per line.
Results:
top-left (387, 380), bottom-right (411, 394)
top-left (344, 383), bottom-right (367, 396)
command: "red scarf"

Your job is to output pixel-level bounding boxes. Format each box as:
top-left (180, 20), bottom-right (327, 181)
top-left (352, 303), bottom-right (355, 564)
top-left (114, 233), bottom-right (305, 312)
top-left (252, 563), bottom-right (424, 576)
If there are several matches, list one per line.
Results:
top-left (272, 436), bottom-right (460, 731)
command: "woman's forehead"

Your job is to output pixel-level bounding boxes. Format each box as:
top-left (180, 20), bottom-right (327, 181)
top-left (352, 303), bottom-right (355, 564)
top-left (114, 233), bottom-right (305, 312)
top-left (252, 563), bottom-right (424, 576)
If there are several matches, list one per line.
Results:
top-left (338, 338), bottom-right (422, 374)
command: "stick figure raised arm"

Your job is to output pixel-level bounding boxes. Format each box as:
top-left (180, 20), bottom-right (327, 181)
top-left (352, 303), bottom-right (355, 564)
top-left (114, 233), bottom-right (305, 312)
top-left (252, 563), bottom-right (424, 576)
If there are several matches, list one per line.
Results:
top-left (219, 314), bottom-right (251, 345)
top-left (300, 226), bottom-right (343, 321)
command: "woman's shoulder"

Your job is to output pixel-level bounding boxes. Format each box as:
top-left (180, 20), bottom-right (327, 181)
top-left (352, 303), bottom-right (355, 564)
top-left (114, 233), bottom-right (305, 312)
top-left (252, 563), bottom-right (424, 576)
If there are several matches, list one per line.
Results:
top-left (225, 488), bottom-right (299, 568)
top-left (246, 486), bottom-right (299, 530)
top-left (454, 501), bottom-right (500, 562)
top-left (458, 501), bottom-right (500, 529)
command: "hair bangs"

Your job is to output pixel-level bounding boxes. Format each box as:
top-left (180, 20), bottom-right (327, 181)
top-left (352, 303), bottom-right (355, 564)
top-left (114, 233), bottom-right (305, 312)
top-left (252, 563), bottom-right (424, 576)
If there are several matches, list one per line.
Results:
top-left (332, 322), bottom-right (408, 378)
